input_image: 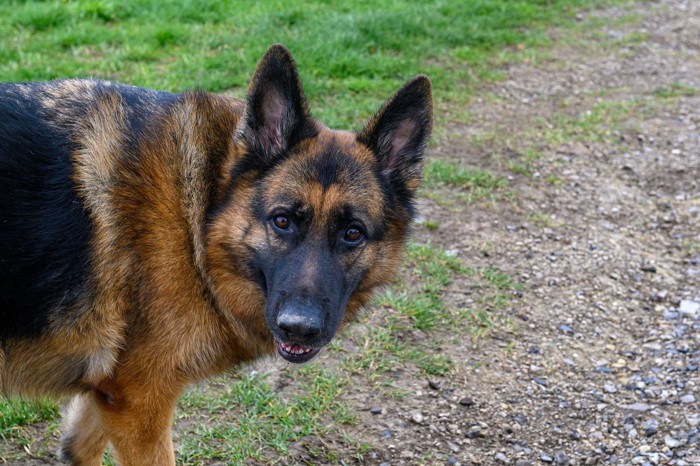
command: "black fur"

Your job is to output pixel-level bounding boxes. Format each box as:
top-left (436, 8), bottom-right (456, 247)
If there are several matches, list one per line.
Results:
top-left (0, 85), bottom-right (94, 339)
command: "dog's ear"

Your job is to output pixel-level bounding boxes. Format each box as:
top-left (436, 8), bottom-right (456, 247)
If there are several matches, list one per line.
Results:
top-left (358, 75), bottom-right (433, 192)
top-left (240, 44), bottom-right (316, 160)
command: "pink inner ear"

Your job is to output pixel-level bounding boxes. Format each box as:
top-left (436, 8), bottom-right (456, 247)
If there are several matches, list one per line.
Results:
top-left (260, 87), bottom-right (286, 154)
top-left (383, 118), bottom-right (417, 175)
top-left (390, 118), bottom-right (416, 157)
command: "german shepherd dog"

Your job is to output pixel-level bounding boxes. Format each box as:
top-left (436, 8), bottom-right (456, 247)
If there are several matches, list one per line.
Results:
top-left (0, 44), bottom-right (432, 465)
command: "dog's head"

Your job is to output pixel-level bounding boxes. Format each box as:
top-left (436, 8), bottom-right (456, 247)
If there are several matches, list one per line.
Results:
top-left (208, 45), bottom-right (432, 363)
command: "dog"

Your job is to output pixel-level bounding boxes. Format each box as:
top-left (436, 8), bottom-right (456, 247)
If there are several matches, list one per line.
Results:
top-left (0, 44), bottom-right (432, 465)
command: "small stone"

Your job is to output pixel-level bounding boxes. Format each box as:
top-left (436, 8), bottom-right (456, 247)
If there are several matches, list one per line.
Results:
top-left (679, 300), bottom-right (700, 316)
top-left (495, 452), bottom-right (508, 463)
top-left (680, 394), bottom-right (696, 404)
top-left (428, 380), bottom-right (440, 390)
top-left (465, 426), bottom-right (482, 439)
top-left (459, 397), bottom-right (475, 407)
top-left (370, 407), bottom-right (382, 415)
top-left (541, 454), bottom-right (554, 463)
top-left (604, 383), bottom-right (618, 393)
top-left (447, 457), bottom-right (461, 466)
top-left (447, 441), bottom-right (460, 453)
top-left (380, 429), bottom-right (392, 438)
top-left (533, 377), bottom-right (548, 387)
top-left (400, 450), bottom-right (414, 459)
top-left (515, 461), bottom-right (533, 466)
top-left (645, 426), bottom-right (658, 437)
top-left (411, 412), bottom-right (424, 424)
top-left (619, 402), bottom-right (652, 412)
top-left (554, 451), bottom-right (570, 465)
top-left (559, 324), bottom-right (574, 334)
top-left (664, 436), bottom-right (681, 448)
top-left (641, 264), bottom-right (657, 273)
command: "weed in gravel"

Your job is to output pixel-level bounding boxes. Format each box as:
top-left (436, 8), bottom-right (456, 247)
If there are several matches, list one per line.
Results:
top-left (653, 82), bottom-right (698, 98)
top-left (424, 159), bottom-right (505, 192)
top-left (422, 159), bottom-right (507, 209)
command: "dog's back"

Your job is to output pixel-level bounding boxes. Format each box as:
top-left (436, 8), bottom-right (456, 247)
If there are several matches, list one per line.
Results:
top-left (0, 82), bottom-right (94, 339)
top-left (0, 81), bottom-right (175, 339)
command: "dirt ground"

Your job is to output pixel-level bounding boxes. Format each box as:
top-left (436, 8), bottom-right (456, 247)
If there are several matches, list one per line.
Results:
top-left (3, 0), bottom-right (699, 465)
top-left (325, 0), bottom-right (700, 464)
top-left (243, 0), bottom-right (699, 464)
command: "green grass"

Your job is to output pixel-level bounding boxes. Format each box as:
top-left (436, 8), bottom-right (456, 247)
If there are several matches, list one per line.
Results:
top-left (343, 243), bottom-right (517, 382)
top-left (0, 399), bottom-right (59, 441)
top-left (653, 83), bottom-right (698, 98)
top-left (1, 0), bottom-right (617, 129)
top-left (0, 398), bottom-right (60, 461)
top-left (422, 159), bottom-right (506, 206)
top-left (176, 367), bottom-right (360, 464)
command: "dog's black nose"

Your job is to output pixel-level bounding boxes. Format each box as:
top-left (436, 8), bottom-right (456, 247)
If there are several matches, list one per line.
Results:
top-left (277, 304), bottom-right (323, 341)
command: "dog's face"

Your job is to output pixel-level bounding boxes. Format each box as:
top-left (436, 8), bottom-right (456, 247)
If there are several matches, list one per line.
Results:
top-left (208, 45), bottom-right (432, 363)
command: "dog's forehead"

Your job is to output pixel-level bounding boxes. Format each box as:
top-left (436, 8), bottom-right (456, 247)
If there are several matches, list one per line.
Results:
top-left (261, 130), bottom-right (385, 222)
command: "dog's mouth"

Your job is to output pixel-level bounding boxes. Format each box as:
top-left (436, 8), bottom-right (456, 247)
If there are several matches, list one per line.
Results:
top-left (274, 339), bottom-right (321, 363)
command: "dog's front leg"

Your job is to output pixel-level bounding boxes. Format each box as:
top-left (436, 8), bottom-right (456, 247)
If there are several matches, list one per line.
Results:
top-left (59, 394), bottom-right (109, 466)
top-left (60, 371), bottom-right (183, 466)
top-left (96, 373), bottom-right (182, 466)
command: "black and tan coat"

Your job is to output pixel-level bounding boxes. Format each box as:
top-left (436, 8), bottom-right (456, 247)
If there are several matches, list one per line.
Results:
top-left (0, 45), bottom-right (432, 465)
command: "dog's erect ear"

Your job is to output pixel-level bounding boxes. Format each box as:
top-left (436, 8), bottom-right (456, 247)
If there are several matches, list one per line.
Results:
top-left (358, 75), bottom-right (433, 192)
top-left (240, 44), bottom-right (316, 159)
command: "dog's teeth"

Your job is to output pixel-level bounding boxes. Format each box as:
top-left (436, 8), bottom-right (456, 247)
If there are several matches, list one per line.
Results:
top-left (280, 342), bottom-right (311, 355)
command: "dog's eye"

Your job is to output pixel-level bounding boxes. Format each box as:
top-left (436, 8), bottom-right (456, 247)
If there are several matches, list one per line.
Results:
top-left (344, 227), bottom-right (363, 243)
top-left (273, 215), bottom-right (290, 230)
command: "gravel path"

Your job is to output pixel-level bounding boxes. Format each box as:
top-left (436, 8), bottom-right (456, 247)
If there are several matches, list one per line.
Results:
top-left (393, 0), bottom-right (700, 464)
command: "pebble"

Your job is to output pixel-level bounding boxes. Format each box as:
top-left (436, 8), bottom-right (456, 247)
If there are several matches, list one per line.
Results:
top-left (554, 451), bottom-right (570, 465)
top-left (533, 377), bottom-right (548, 387)
top-left (604, 383), bottom-right (618, 393)
top-left (679, 300), bottom-right (700, 317)
top-left (459, 397), bottom-right (475, 407)
top-left (465, 426), bottom-right (482, 438)
top-left (428, 379), bottom-right (440, 390)
top-left (370, 407), bottom-right (382, 415)
top-left (515, 461), bottom-right (533, 466)
top-left (495, 452), bottom-right (508, 463)
top-left (645, 426), bottom-right (658, 437)
top-left (620, 403), bottom-right (653, 412)
top-left (447, 457), bottom-right (461, 466)
top-left (380, 429), bottom-right (392, 438)
top-left (664, 436), bottom-right (681, 448)
top-left (541, 454), bottom-right (554, 463)
top-left (411, 412), bottom-right (424, 424)
top-left (680, 394), bottom-right (696, 404)
top-left (559, 324), bottom-right (574, 334)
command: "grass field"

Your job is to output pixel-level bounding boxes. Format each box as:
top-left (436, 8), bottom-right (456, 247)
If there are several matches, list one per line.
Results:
top-left (2, 0), bottom-right (613, 129)
top-left (0, 0), bottom-right (622, 464)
